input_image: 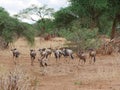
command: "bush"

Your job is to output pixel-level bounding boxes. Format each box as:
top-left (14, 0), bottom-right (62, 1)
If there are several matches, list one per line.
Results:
top-left (0, 66), bottom-right (38, 90)
top-left (58, 27), bottom-right (101, 51)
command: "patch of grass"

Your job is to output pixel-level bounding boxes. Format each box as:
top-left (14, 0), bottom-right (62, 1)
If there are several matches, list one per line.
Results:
top-left (74, 81), bottom-right (82, 85)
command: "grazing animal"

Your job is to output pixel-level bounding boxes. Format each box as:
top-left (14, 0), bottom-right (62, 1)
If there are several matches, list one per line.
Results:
top-left (45, 48), bottom-right (53, 58)
top-left (62, 48), bottom-right (74, 59)
top-left (88, 49), bottom-right (96, 64)
top-left (38, 55), bottom-right (48, 67)
top-left (38, 48), bottom-right (52, 58)
top-left (77, 51), bottom-right (87, 64)
top-left (11, 48), bottom-right (20, 64)
top-left (38, 48), bottom-right (46, 57)
top-left (11, 48), bottom-right (20, 58)
top-left (53, 49), bottom-right (63, 62)
top-left (30, 49), bottom-right (36, 66)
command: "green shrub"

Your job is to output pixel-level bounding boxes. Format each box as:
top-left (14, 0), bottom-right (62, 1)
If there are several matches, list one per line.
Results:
top-left (59, 27), bottom-right (101, 50)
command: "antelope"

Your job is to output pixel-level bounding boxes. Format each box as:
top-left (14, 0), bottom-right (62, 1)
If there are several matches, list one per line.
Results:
top-left (62, 48), bottom-right (74, 60)
top-left (45, 48), bottom-right (53, 58)
top-left (77, 51), bottom-right (87, 64)
top-left (53, 49), bottom-right (63, 62)
top-left (30, 49), bottom-right (36, 66)
top-left (11, 48), bottom-right (20, 64)
top-left (38, 55), bottom-right (48, 67)
top-left (11, 48), bottom-right (20, 58)
top-left (38, 48), bottom-right (52, 58)
top-left (88, 49), bottom-right (96, 64)
top-left (38, 48), bottom-right (46, 57)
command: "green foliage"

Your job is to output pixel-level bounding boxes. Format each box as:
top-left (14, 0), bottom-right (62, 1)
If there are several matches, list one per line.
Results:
top-left (69, 0), bottom-right (108, 29)
top-left (35, 18), bottom-right (55, 36)
top-left (69, 0), bottom-right (108, 16)
top-left (59, 27), bottom-right (100, 50)
top-left (69, 0), bottom-right (120, 38)
top-left (108, 0), bottom-right (120, 17)
top-left (53, 7), bottom-right (77, 28)
top-left (71, 28), bottom-right (100, 50)
top-left (16, 4), bottom-right (54, 35)
top-left (0, 7), bottom-right (35, 48)
top-left (58, 28), bottom-right (72, 38)
top-left (22, 23), bottom-right (35, 46)
top-left (74, 81), bottom-right (82, 85)
top-left (0, 8), bottom-right (17, 43)
top-left (98, 14), bottom-right (112, 36)
top-left (1, 28), bottom-right (14, 43)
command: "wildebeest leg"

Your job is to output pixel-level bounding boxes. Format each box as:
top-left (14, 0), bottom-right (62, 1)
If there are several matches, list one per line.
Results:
top-left (70, 54), bottom-right (74, 64)
top-left (16, 57), bottom-right (19, 65)
top-left (89, 56), bottom-right (92, 64)
top-left (45, 62), bottom-right (47, 67)
top-left (79, 59), bottom-right (81, 65)
top-left (12, 54), bottom-right (16, 65)
top-left (46, 54), bottom-right (48, 58)
top-left (93, 56), bottom-right (96, 63)
top-left (31, 57), bottom-right (34, 66)
top-left (64, 56), bottom-right (68, 63)
top-left (79, 58), bottom-right (86, 65)
top-left (13, 57), bottom-right (16, 65)
top-left (40, 61), bottom-right (42, 67)
top-left (58, 54), bottom-right (62, 63)
top-left (41, 59), bottom-right (48, 75)
top-left (54, 53), bottom-right (58, 63)
top-left (83, 58), bottom-right (86, 64)
top-left (38, 58), bottom-right (41, 65)
top-left (56, 58), bottom-right (58, 63)
top-left (40, 60), bottom-right (44, 67)
top-left (71, 54), bottom-right (74, 59)
top-left (66, 57), bottom-right (68, 63)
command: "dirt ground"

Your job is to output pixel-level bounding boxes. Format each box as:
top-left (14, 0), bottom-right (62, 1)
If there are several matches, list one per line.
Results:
top-left (0, 37), bottom-right (120, 90)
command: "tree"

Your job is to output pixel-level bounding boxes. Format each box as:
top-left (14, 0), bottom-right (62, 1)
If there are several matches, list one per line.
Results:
top-left (33, 18), bottom-right (55, 36)
top-left (16, 4), bottom-right (54, 33)
top-left (53, 7), bottom-right (77, 29)
top-left (0, 7), bottom-right (35, 48)
top-left (69, 0), bottom-right (120, 39)
top-left (108, 0), bottom-right (120, 39)
top-left (69, 0), bottom-right (108, 28)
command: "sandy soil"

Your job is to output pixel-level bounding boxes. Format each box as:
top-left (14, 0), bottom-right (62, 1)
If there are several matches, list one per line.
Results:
top-left (0, 37), bottom-right (120, 90)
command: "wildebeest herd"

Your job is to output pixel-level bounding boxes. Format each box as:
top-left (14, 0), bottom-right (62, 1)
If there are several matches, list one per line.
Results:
top-left (11, 47), bottom-right (97, 67)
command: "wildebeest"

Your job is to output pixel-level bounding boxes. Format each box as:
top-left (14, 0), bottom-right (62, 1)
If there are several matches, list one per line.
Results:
top-left (45, 48), bottom-right (53, 58)
top-left (38, 55), bottom-right (48, 67)
top-left (38, 48), bottom-right (52, 58)
top-left (88, 49), bottom-right (96, 64)
top-left (77, 51), bottom-right (87, 64)
top-left (30, 49), bottom-right (36, 66)
top-left (11, 48), bottom-right (20, 64)
top-left (11, 48), bottom-right (20, 58)
top-left (38, 48), bottom-right (46, 56)
top-left (62, 48), bottom-right (74, 59)
top-left (53, 49), bottom-right (63, 62)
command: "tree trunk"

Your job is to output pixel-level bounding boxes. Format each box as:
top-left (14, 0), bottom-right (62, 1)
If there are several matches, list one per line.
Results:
top-left (111, 17), bottom-right (117, 40)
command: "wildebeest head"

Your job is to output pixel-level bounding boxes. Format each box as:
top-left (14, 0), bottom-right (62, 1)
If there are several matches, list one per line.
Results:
top-left (11, 48), bottom-right (20, 58)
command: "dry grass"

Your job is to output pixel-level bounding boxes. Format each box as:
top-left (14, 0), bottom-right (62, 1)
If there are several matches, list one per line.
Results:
top-left (0, 65), bottom-right (39, 90)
